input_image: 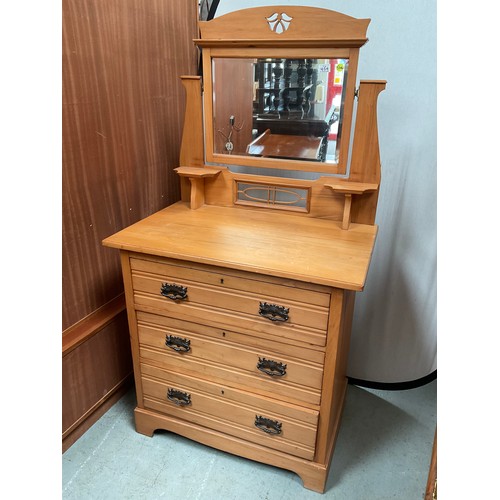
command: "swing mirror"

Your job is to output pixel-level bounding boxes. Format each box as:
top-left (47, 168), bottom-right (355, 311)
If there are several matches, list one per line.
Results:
top-left (211, 57), bottom-right (349, 166)
top-left (197, 6), bottom-right (370, 176)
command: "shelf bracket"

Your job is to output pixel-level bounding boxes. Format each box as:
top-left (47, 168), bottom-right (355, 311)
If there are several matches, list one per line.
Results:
top-left (175, 166), bottom-right (221, 210)
top-left (325, 181), bottom-right (379, 229)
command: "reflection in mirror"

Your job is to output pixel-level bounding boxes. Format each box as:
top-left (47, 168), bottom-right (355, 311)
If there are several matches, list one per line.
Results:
top-left (212, 58), bottom-right (348, 164)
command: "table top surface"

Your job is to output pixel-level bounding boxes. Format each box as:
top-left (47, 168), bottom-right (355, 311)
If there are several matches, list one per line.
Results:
top-left (246, 131), bottom-right (323, 161)
top-left (103, 202), bottom-right (378, 291)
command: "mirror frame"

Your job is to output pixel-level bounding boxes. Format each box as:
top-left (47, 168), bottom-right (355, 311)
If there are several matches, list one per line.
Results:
top-left (196, 6), bottom-right (370, 176)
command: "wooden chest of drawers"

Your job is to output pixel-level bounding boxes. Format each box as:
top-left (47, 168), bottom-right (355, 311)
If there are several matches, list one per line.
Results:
top-left (103, 202), bottom-right (378, 492)
top-left (131, 254), bottom-right (328, 463)
top-left (100, 5), bottom-right (386, 493)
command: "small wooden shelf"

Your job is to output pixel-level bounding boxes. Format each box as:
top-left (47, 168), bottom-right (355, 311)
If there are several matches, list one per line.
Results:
top-left (175, 166), bottom-right (221, 209)
top-left (325, 180), bottom-right (378, 229)
top-left (175, 166), bottom-right (222, 178)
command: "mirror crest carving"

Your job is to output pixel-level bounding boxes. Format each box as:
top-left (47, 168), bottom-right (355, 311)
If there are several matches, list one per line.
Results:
top-left (266, 13), bottom-right (293, 34)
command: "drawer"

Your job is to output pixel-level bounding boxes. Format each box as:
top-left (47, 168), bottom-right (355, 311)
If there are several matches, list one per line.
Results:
top-left (141, 363), bottom-right (319, 460)
top-left (130, 256), bottom-right (331, 347)
top-left (137, 311), bottom-right (324, 406)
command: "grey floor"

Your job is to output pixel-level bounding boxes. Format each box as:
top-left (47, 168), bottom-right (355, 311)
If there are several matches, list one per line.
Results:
top-left (62, 379), bottom-right (436, 499)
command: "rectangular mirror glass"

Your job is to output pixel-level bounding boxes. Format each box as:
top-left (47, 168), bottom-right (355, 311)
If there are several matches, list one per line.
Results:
top-left (212, 57), bottom-right (349, 165)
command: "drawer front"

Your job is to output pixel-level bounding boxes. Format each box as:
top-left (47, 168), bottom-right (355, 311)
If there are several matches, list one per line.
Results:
top-left (137, 311), bottom-right (324, 406)
top-left (130, 257), bottom-right (331, 347)
top-left (141, 364), bottom-right (319, 460)
top-left (131, 257), bottom-right (331, 306)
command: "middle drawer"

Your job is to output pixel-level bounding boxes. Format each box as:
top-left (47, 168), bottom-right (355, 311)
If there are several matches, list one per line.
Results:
top-left (137, 311), bottom-right (325, 407)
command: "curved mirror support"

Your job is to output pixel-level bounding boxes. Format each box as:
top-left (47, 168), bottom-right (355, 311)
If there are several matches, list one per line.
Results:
top-left (212, 57), bottom-right (348, 165)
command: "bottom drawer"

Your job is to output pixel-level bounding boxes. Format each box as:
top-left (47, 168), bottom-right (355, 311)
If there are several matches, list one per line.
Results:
top-left (141, 364), bottom-right (319, 460)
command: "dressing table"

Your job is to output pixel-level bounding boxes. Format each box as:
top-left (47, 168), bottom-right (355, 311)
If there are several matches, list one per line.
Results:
top-left (103, 6), bottom-right (385, 493)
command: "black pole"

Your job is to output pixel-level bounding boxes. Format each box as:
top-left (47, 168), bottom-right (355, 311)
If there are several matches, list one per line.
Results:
top-left (207, 0), bottom-right (220, 21)
top-left (198, 0), bottom-right (220, 76)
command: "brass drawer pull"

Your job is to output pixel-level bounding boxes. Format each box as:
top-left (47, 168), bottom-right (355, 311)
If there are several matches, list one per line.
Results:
top-left (167, 388), bottom-right (191, 406)
top-left (160, 282), bottom-right (188, 301)
top-left (255, 415), bottom-right (282, 435)
top-left (259, 302), bottom-right (289, 322)
top-left (165, 335), bottom-right (191, 353)
top-left (257, 357), bottom-right (287, 377)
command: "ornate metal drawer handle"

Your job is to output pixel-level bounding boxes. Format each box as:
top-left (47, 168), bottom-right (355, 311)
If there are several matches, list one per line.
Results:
top-left (167, 388), bottom-right (191, 406)
top-left (258, 302), bottom-right (289, 322)
top-left (255, 415), bottom-right (282, 435)
top-left (165, 335), bottom-right (191, 353)
top-left (257, 357), bottom-right (287, 377)
top-left (160, 282), bottom-right (188, 301)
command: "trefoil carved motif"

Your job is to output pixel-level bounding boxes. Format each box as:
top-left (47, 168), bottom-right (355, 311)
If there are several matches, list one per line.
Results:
top-left (265, 13), bottom-right (293, 34)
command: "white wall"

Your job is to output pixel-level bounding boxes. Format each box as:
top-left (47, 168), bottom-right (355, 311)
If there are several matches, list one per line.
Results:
top-left (216, 0), bottom-right (437, 383)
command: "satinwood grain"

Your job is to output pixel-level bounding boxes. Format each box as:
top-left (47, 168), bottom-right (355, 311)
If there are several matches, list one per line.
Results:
top-left (103, 202), bottom-right (378, 291)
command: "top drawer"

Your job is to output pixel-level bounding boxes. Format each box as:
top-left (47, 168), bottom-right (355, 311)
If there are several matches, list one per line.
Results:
top-left (129, 256), bottom-right (332, 347)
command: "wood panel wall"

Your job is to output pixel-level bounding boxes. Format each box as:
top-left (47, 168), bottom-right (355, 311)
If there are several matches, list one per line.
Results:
top-left (62, 0), bottom-right (199, 451)
top-left (213, 58), bottom-right (254, 155)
